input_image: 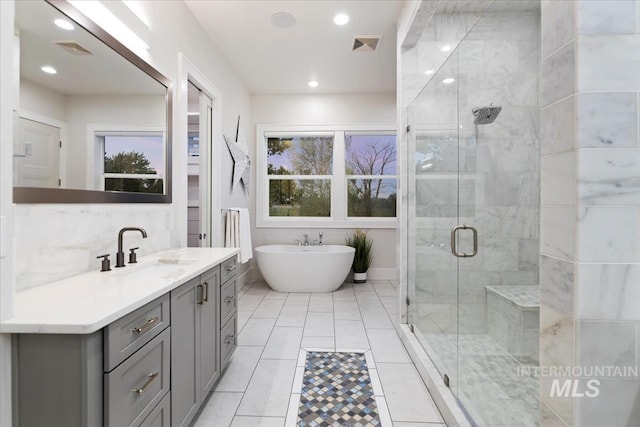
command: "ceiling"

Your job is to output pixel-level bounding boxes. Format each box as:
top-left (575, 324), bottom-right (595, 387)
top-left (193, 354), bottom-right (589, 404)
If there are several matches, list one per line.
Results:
top-left (16, 1), bottom-right (165, 96)
top-left (183, 0), bottom-right (404, 95)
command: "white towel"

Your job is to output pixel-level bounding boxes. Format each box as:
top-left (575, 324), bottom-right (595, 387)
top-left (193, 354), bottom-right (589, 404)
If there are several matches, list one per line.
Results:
top-left (225, 208), bottom-right (253, 264)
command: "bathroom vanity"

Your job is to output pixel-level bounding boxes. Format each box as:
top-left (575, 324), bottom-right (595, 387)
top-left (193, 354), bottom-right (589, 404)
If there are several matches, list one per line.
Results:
top-left (1, 247), bottom-right (239, 427)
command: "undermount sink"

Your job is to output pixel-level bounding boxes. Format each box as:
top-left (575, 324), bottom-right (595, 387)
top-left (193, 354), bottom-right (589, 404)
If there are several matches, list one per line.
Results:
top-left (115, 261), bottom-right (193, 280)
top-left (157, 258), bottom-right (198, 265)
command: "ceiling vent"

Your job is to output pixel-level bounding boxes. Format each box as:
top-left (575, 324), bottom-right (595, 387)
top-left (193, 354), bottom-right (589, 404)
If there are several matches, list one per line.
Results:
top-left (352, 35), bottom-right (381, 52)
top-left (54, 41), bottom-right (93, 56)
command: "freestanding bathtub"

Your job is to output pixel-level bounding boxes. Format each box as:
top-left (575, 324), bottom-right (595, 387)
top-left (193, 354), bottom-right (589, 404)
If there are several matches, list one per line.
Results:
top-left (255, 245), bottom-right (355, 293)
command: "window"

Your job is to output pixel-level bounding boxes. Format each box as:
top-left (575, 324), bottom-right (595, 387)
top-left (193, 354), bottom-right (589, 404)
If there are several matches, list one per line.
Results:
top-left (257, 125), bottom-right (397, 228)
top-left (96, 132), bottom-right (165, 194)
top-left (345, 133), bottom-right (397, 217)
top-left (267, 134), bottom-right (333, 217)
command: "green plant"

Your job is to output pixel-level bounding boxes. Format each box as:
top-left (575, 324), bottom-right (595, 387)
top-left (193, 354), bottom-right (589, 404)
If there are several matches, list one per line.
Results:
top-left (345, 229), bottom-right (373, 273)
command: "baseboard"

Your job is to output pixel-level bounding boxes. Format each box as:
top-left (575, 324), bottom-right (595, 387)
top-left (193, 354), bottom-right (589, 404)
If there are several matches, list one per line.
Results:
top-left (397, 324), bottom-right (472, 427)
top-left (364, 268), bottom-right (397, 281)
top-left (234, 263), bottom-right (254, 295)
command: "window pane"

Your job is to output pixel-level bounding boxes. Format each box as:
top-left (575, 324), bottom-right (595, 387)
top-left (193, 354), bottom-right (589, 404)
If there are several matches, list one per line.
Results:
top-left (105, 178), bottom-right (163, 194)
top-left (267, 136), bottom-right (333, 175)
top-left (348, 178), bottom-right (396, 217)
top-left (269, 179), bottom-right (331, 217)
top-left (345, 134), bottom-right (396, 175)
top-left (104, 135), bottom-right (164, 175)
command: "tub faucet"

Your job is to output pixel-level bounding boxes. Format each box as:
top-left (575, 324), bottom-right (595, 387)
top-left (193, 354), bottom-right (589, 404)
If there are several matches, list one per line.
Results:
top-left (303, 233), bottom-right (310, 246)
top-left (116, 227), bottom-right (147, 267)
top-left (319, 232), bottom-right (323, 246)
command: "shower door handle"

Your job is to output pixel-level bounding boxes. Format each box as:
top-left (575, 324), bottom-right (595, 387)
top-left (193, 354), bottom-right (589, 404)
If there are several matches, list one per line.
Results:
top-left (451, 225), bottom-right (478, 258)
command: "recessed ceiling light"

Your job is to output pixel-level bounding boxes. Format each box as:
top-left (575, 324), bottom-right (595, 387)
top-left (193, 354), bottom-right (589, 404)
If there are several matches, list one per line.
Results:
top-left (271, 12), bottom-right (296, 29)
top-left (440, 44), bottom-right (452, 52)
top-left (308, 80), bottom-right (319, 88)
top-left (41, 66), bottom-right (57, 74)
top-left (333, 13), bottom-right (349, 25)
top-left (424, 69), bottom-right (435, 75)
top-left (54, 19), bottom-right (74, 31)
top-left (442, 78), bottom-right (455, 84)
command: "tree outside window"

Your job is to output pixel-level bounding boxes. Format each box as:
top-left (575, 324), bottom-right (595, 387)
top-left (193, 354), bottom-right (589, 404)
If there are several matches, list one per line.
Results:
top-left (101, 134), bottom-right (164, 194)
top-left (267, 136), bottom-right (333, 217)
top-left (345, 134), bottom-right (397, 217)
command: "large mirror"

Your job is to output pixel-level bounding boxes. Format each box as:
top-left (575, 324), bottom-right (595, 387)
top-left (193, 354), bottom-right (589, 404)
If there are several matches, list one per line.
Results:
top-left (13, 0), bottom-right (172, 203)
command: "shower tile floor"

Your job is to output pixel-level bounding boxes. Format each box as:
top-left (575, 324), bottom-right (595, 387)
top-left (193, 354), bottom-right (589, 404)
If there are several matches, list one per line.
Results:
top-left (419, 332), bottom-right (539, 427)
top-left (194, 280), bottom-right (445, 427)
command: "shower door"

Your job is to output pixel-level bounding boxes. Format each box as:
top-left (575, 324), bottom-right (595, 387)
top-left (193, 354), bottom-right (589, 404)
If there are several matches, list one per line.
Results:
top-left (407, 51), bottom-right (466, 395)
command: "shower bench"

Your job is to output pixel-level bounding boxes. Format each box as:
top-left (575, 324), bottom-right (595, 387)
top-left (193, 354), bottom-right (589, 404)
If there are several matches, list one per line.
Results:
top-left (485, 285), bottom-right (539, 364)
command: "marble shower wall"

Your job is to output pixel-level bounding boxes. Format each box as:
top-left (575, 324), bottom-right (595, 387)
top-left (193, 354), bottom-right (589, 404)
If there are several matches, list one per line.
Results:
top-left (540, 1), bottom-right (640, 425)
top-left (409, 9), bottom-right (540, 336)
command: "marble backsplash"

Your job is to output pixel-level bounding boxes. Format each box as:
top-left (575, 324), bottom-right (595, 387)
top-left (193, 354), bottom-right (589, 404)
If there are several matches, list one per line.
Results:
top-left (15, 204), bottom-right (178, 291)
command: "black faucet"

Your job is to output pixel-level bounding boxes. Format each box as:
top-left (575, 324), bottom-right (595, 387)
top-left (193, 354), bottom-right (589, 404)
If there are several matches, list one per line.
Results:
top-left (116, 227), bottom-right (147, 268)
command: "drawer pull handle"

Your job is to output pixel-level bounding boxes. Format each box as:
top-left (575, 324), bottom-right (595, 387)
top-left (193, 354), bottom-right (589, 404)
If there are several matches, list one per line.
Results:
top-left (225, 295), bottom-right (235, 305)
top-left (197, 284), bottom-right (204, 305)
top-left (131, 317), bottom-right (159, 334)
top-left (225, 264), bottom-right (236, 272)
top-left (203, 282), bottom-right (209, 303)
top-left (225, 334), bottom-right (235, 345)
top-left (133, 372), bottom-right (159, 396)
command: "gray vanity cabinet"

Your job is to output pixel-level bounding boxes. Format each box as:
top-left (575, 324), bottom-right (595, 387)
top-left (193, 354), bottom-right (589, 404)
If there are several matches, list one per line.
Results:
top-left (12, 255), bottom-right (237, 427)
top-left (219, 257), bottom-right (238, 368)
top-left (13, 332), bottom-right (103, 427)
top-left (170, 266), bottom-right (220, 427)
top-left (13, 295), bottom-right (171, 427)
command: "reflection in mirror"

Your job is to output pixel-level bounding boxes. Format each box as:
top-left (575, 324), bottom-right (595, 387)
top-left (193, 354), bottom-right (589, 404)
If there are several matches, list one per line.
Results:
top-left (13, 0), bottom-right (171, 203)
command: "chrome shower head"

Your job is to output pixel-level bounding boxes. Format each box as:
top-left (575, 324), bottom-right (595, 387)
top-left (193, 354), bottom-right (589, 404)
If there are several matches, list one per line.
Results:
top-left (472, 105), bottom-right (502, 125)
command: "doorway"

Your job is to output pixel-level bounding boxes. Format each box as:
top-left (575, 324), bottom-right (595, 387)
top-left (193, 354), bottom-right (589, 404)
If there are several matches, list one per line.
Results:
top-left (187, 81), bottom-right (213, 247)
top-left (15, 117), bottom-right (61, 188)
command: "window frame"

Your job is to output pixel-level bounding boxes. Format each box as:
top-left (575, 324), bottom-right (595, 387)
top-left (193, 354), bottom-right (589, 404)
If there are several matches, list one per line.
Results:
top-left (256, 124), bottom-right (397, 229)
top-left (89, 125), bottom-right (166, 193)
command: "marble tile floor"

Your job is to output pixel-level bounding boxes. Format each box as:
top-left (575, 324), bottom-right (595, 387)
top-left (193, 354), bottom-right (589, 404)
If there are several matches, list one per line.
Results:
top-left (194, 280), bottom-right (445, 427)
top-left (421, 333), bottom-right (539, 427)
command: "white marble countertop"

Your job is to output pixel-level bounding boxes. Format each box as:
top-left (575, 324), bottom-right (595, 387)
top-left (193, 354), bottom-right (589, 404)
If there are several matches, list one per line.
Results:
top-left (0, 247), bottom-right (239, 334)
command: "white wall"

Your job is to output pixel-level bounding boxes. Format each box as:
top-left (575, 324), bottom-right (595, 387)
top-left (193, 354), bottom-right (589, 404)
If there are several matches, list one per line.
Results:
top-left (20, 79), bottom-right (66, 122)
top-left (18, 82), bottom-right (166, 189)
top-left (251, 93), bottom-right (398, 278)
top-left (65, 94), bottom-right (165, 188)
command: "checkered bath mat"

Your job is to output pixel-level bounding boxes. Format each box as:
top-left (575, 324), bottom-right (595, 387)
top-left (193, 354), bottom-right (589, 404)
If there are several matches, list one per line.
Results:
top-left (297, 351), bottom-right (380, 427)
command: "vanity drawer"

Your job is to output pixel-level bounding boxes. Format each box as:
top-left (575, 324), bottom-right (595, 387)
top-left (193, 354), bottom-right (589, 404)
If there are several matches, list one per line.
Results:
top-left (105, 294), bottom-right (170, 372)
top-left (221, 256), bottom-right (237, 284)
top-left (105, 328), bottom-right (170, 427)
top-left (220, 278), bottom-right (237, 326)
top-left (139, 392), bottom-right (170, 427)
top-left (220, 316), bottom-right (237, 367)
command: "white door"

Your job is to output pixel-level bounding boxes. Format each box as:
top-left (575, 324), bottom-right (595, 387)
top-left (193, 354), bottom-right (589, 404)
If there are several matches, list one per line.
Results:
top-left (16, 118), bottom-right (61, 188)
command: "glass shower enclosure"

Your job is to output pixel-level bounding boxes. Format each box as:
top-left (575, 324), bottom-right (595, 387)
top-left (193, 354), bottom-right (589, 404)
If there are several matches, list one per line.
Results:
top-left (406, 5), bottom-right (541, 426)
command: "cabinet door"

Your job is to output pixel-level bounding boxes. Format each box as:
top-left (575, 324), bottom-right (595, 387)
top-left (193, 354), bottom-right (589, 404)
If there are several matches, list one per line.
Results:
top-left (199, 267), bottom-right (220, 396)
top-left (170, 277), bottom-right (201, 427)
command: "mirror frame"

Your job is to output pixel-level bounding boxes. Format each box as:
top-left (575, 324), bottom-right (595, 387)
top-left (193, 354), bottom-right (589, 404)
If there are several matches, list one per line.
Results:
top-left (13, 0), bottom-right (172, 203)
